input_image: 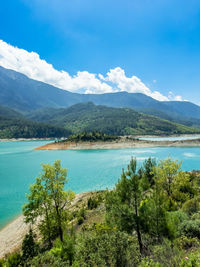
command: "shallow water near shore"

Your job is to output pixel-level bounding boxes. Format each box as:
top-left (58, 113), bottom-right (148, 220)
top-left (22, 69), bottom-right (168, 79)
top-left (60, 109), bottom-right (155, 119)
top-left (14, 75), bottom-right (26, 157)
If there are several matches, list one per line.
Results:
top-left (138, 135), bottom-right (200, 141)
top-left (1, 140), bottom-right (200, 229)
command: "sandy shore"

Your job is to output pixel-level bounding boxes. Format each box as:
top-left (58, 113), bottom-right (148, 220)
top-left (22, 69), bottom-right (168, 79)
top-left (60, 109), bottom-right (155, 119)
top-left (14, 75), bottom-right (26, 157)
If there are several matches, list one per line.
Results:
top-left (34, 138), bottom-right (200, 150)
top-left (0, 215), bottom-right (29, 258)
top-left (0, 193), bottom-right (89, 259)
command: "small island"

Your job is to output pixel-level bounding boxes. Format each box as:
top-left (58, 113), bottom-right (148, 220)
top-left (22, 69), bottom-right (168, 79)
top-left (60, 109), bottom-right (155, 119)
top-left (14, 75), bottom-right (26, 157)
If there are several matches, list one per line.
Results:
top-left (34, 132), bottom-right (200, 150)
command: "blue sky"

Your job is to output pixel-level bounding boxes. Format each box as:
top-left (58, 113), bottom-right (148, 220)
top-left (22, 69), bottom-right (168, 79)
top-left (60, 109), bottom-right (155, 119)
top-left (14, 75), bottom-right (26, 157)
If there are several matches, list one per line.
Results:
top-left (1, 0), bottom-right (200, 104)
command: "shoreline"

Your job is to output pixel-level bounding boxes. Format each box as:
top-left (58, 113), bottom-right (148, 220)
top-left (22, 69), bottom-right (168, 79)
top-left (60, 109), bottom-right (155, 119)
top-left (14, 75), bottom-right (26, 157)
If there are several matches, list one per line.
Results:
top-left (0, 192), bottom-right (91, 258)
top-left (1, 134), bottom-right (200, 142)
top-left (34, 138), bottom-right (200, 151)
top-left (0, 138), bottom-right (54, 142)
top-left (0, 214), bottom-right (29, 258)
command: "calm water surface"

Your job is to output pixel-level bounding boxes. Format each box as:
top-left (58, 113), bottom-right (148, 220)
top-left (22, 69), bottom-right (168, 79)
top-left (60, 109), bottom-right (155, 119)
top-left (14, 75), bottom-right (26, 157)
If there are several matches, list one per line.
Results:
top-left (139, 135), bottom-right (200, 141)
top-left (1, 140), bottom-right (200, 228)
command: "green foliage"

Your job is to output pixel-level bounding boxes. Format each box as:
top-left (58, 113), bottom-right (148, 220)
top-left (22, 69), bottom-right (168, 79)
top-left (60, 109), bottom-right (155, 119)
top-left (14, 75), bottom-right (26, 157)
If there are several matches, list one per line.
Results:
top-left (6, 252), bottom-right (22, 267)
top-left (74, 228), bottom-right (140, 267)
top-left (175, 236), bottom-right (200, 250)
top-left (66, 131), bottom-right (119, 142)
top-left (182, 197), bottom-right (200, 215)
top-left (49, 236), bottom-right (76, 265)
top-left (6, 157), bottom-right (200, 266)
top-left (28, 251), bottom-right (67, 267)
top-left (106, 157), bottom-right (200, 252)
top-left (153, 158), bottom-right (192, 210)
top-left (23, 160), bottom-right (75, 247)
top-left (139, 258), bottom-right (161, 267)
top-left (87, 197), bottom-right (98, 210)
top-left (0, 114), bottom-right (71, 139)
top-left (180, 219), bottom-right (200, 239)
top-left (148, 240), bottom-right (184, 267)
top-left (1, 101), bottom-right (199, 138)
top-left (28, 102), bottom-right (200, 136)
top-left (0, 259), bottom-right (5, 267)
top-left (21, 228), bottom-right (38, 262)
top-left (87, 194), bottom-right (103, 210)
top-left (142, 157), bottom-right (157, 187)
top-left (106, 158), bottom-right (147, 253)
top-left (77, 208), bottom-right (86, 225)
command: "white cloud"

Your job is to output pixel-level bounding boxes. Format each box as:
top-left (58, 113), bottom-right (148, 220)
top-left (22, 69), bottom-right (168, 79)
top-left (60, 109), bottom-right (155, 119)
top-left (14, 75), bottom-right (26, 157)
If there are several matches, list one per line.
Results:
top-left (0, 40), bottom-right (183, 101)
top-left (99, 67), bottom-right (169, 101)
top-left (168, 91), bottom-right (183, 101)
top-left (0, 40), bottom-right (112, 94)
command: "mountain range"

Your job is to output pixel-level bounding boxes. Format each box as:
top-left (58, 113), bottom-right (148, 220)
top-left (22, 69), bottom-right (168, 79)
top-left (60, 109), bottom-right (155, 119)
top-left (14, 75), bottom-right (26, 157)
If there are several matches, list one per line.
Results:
top-left (0, 65), bottom-right (200, 137)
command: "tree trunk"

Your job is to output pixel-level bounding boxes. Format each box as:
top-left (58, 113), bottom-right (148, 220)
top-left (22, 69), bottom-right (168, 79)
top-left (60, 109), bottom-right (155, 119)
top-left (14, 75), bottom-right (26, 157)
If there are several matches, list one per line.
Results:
top-left (134, 194), bottom-right (143, 254)
top-left (44, 207), bottom-right (52, 248)
top-left (136, 216), bottom-right (143, 254)
top-left (55, 205), bottom-right (63, 242)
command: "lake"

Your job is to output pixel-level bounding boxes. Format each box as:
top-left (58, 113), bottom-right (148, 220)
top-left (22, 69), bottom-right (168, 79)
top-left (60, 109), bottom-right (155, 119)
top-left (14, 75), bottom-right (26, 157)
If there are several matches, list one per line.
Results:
top-left (138, 135), bottom-right (200, 141)
top-left (1, 140), bottom-right (200, 229)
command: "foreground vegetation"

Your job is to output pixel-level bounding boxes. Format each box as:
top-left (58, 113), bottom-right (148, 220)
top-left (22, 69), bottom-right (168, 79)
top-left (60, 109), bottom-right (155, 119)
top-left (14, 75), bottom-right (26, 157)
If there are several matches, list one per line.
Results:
top-left (2, 158), bottom-right (200, 266)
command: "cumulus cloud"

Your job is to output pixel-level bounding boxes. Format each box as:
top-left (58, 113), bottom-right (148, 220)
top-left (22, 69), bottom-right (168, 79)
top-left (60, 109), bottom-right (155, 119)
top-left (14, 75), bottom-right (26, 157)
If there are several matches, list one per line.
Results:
top-left (0, 40), bottom-right (112, 94)
top-left (99, 67), bottom-right (168, 101)
top-left (0, 40), bottom-right (182, 101)
top-left (168, 91), bottom-right (183, 101)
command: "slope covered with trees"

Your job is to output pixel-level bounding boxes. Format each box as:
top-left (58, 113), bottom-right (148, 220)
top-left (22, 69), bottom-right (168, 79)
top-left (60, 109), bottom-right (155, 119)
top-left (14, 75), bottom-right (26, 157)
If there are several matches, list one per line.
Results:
top-left (28, 102), bottom-right (200, 136)
top-left (1, 102), bottom-right (199, 138)
top-left (2, 158), bottom-right (200, 266)
top-left (1, 66), bottom-right (200, 129)
top-left (0, 105), bottom-right (71, 138)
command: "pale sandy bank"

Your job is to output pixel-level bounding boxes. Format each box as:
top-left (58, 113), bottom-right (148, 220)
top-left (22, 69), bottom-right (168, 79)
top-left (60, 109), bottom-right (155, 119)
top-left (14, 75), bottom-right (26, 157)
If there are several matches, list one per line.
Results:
top-left (0, 193), bottom-right (89, 259)
top-left (0, 215), bottom-right (29, 258)
top-left (34, 138), bottom-right (200, 151)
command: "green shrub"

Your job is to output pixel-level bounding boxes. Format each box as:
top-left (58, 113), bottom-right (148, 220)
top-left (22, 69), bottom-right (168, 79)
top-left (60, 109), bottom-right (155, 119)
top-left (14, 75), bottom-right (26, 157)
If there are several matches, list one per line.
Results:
top-left (6, 252), bottom-right (22, 267)
top-left (78, 208), bottom-right (86, 219)
top-left (49, 237), bottom-right (75, 265)
top-left (180, 219), bottom-right (200, 238)
top-left (175, 236), bottom-right (200, 250)
top-left (150, 240), bottom-right (184, 267)
top-left (0, 259), bottom-right (5, 267)
top-left (191, 212), bottom-right (200, 220)
top-left (21, 228), bottom-right (39, 263)
top-left (74, 229), bottom-right (140, 266)
top-left (179, 252), bottom-right (200, 267)
top-left (182, 198), bottom-right (200, 215)
top-left (139, 258), bottom-right (161, 267)
top-left (29, 252), bottom-right (68, 267)
top-left (77, 216), bottom-right (84, 225)
top-left (87, 197), bottom-right (98, 210)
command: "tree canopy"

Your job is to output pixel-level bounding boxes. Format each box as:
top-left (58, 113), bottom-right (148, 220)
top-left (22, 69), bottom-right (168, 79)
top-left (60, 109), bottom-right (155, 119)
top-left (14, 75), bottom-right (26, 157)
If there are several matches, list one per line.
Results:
top-left (23, 160), bottom-right (75, 247)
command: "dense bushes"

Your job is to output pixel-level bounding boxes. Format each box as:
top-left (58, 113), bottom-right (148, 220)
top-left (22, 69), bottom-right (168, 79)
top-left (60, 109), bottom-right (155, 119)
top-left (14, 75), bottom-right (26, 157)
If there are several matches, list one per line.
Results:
top-left (2, 158), bottom-right (200, 266)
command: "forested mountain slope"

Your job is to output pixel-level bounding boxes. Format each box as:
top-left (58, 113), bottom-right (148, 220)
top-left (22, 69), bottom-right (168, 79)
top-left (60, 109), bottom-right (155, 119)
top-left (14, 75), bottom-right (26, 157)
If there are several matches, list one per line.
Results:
top-left (27, 102), bottom-right (200, 136)
top-left (1, 66), bottom-right (200, 129)
top-left (0, 105), bottom-right (71, 138)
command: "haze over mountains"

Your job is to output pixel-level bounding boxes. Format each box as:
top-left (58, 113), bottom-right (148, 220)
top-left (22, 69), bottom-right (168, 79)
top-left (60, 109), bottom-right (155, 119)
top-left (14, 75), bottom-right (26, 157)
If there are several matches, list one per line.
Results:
top-left (0, 65), bottom-right (200, 138)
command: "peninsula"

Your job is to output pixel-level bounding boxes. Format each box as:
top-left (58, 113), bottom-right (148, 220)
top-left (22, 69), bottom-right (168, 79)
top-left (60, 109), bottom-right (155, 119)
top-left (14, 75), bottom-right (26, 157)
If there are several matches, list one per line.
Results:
top-left (34, 133), bottom-right (200, 150)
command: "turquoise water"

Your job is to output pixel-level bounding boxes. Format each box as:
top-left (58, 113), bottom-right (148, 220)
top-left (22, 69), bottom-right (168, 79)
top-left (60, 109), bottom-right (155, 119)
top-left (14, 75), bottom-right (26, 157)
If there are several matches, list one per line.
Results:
top-left (1, 140), bottom-right (200, 229)
top-left (139, 135), bottom-right (200, 141)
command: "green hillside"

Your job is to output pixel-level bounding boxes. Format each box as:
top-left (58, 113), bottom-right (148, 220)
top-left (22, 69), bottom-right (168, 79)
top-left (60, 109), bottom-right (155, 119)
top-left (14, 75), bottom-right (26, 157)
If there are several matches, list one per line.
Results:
top-left (1, 66), bottom-right (200, 129)
top-left (28, 102), bottom-right (200, 136)
top-left (0, 106), bottom-right (71, 138)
